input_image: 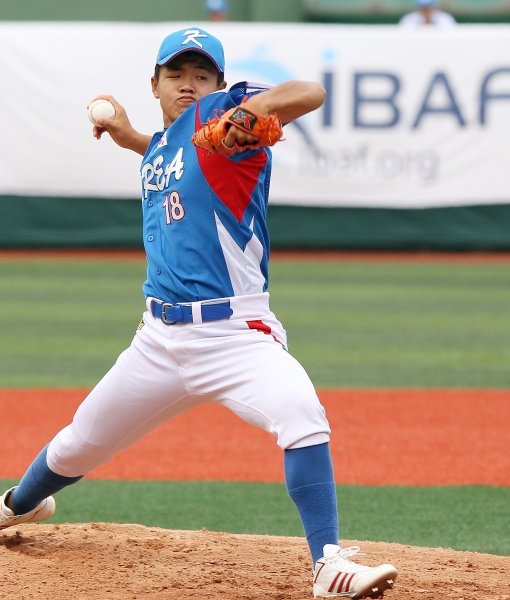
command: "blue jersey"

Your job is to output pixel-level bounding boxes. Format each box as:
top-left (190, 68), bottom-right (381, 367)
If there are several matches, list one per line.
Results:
top-left (140, 88), bottom-right (272, 303)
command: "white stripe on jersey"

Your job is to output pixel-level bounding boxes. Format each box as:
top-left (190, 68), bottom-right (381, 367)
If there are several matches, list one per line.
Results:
top-left (215, 212), bottom-right (265, 296)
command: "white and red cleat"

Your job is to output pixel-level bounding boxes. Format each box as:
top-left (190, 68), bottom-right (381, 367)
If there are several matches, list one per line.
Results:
top-left (0, 487), bottom-right (55, 530)
top-left (313, 544), bottom-right (397, 598)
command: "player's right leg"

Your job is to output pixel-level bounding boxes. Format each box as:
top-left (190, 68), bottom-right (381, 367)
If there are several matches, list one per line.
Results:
top-left (0, 313), bottom-right (193, 530)
top-left (0, 484), bottom-right (56, 530)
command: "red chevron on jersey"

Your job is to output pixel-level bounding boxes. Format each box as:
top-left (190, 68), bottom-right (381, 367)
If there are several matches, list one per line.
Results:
top-left (194, 104), bottom-right (267, 222)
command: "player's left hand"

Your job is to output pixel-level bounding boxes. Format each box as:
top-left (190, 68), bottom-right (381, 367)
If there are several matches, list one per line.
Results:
top-left (192, 104), bottom-right (283, 157)
top-left (222, 126), bottom-right (258, 152)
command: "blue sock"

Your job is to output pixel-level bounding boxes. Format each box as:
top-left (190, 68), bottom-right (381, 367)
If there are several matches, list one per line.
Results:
top-left (284, 442), bottom-right (339, 565)
top-left (11, 446), bottom-right (82, 515)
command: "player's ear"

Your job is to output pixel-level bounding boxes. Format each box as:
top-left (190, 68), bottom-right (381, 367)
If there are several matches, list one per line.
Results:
top-left (219, 81), bottom-right (227, 91)
top-left (151, 76), bottom-right (160, 99)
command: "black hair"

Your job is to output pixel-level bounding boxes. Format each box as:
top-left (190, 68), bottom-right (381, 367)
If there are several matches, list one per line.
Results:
top-left (154, 52), bottom-right (224, 85)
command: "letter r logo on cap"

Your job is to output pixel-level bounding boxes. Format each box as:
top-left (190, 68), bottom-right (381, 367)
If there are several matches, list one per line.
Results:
top-left (182, 29), bottom-right (207, 48)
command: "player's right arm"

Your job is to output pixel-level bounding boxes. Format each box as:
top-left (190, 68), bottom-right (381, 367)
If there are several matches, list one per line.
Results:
top-left (89, 95), bottom-right (151, 156)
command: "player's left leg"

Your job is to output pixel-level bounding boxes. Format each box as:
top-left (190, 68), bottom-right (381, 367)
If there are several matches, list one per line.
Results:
top-left (213, 333), bottom-right (341, 563)
top-left (196, 317), bottom-right (397, 598)
top-left (284, 443), bottom-right (396, 598)
top-left (284, 442), bottom-right (338, 564)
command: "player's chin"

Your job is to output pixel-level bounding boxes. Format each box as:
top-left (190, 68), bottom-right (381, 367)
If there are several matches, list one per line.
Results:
top-left (166, 104), bottom-right (192, 124)
top-left (177, 99), bottom-right (197, 112)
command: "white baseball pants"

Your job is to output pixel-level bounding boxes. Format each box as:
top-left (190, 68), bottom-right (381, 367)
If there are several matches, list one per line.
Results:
top-left (47, 293), bottom-right (331, 478)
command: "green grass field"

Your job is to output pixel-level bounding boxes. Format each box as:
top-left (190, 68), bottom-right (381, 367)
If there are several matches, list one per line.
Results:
top-left (0, 479), bottom-right (507, 557)
top-left (1, 256), bottom-right (509, 555)
top-left (1, 258), bottom-right (509, 387)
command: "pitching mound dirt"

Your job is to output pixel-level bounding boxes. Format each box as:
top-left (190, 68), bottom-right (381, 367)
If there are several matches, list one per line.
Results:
top-left (1, 524), bottom-right (509, 600)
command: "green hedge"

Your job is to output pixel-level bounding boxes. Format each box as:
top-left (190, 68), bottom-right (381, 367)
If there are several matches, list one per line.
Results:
top-left (2, 195), bottom-right (510, 250)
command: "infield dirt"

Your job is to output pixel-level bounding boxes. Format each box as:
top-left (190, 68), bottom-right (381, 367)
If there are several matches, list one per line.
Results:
top-left (1, 388), bottom-right (509, 598)
top-left (1, 388), bottom-right (509, 485)
top-left (1, 523), bottom-right (509, 600)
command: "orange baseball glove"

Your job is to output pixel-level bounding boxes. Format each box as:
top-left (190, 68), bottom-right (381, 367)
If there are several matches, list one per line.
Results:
top-left (192, 104), bottom-right (283, 157)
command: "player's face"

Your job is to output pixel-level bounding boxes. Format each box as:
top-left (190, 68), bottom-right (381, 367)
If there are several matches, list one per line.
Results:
top-left (152, 55), bottom-right (226, 127)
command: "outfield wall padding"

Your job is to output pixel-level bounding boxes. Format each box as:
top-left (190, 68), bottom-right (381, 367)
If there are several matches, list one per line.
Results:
top-left (1, 196), bottom-right (510, 250)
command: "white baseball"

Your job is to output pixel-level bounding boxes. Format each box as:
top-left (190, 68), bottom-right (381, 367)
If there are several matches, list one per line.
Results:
top-left (88, 99), bottom-right (116, 125)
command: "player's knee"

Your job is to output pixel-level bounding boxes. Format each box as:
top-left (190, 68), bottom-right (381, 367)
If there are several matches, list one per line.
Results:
top-left (278, 428), bottom-right (331, 450)
top-left (274, 399), bottom-right (331, 450)
top-left (47, 425), bottom-right (116, 478)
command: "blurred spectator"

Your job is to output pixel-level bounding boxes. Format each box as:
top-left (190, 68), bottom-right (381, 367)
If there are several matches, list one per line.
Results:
top-left (205, 0), bottom-right (229, 21)
top-left (399, 0), bottom-right (457, 29)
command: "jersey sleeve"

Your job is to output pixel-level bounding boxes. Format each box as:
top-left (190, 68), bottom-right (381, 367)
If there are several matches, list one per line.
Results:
top-left (142, 130), bottom-right (166, 161)
top-left (228, 81), bottom-right (273, 105)
top-left (196, 82), bottom-right (274, 122)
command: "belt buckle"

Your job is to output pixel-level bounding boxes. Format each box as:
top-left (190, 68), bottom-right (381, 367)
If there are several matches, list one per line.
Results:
top-left (160, 302), bottom-right (176, 325)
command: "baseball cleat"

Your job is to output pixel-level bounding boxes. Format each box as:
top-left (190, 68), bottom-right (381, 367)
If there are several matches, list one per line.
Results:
top-left (0, 487), bottom-right (55, 530)
top-left (313, 544), bottom-right (397, 598)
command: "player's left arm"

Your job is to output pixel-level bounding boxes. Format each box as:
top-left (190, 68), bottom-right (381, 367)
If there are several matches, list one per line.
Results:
top-left (223, 80), bottom-right (326, 149)
top-left (243, 80), bottom-right (326, 124)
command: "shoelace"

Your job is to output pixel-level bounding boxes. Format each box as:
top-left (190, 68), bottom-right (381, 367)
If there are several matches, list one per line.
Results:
top-left (327, 546), bottom-right (368, 573)
top-left (337, 546), bottom-right (365, 559)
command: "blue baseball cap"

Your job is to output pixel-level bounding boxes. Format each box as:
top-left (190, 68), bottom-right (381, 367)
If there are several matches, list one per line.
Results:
top-left (416, 0), bottom-right (436, 6)
top-left (156, 27), bottom-right (225, 73)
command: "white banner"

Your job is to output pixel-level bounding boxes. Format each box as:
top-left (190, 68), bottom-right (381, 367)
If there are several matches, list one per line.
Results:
top-left (0, 22), bottom-right (509, 208)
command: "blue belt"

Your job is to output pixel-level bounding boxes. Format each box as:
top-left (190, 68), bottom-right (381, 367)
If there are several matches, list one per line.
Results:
top-left (150, 299), bottom-right (233, 325)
